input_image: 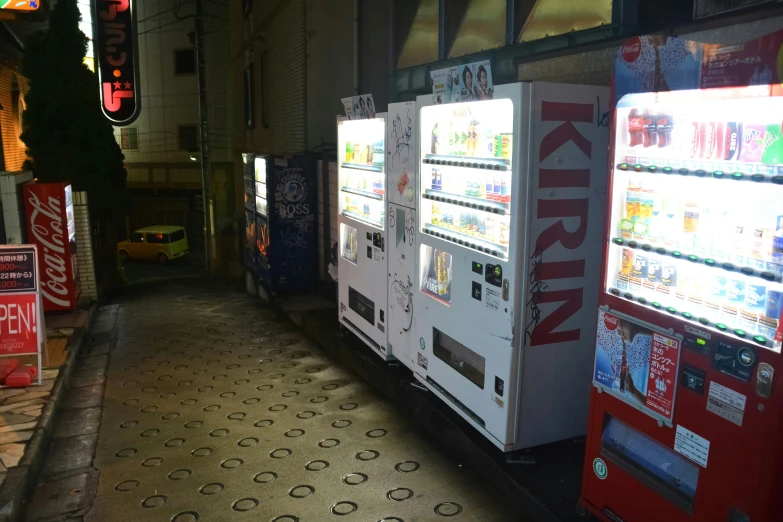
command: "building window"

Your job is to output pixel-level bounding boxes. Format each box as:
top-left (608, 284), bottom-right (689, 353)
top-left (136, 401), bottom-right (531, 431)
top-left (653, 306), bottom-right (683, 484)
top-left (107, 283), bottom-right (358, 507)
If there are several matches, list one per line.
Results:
top-left (260, 51), bottom-right (269, 128)
top-left (178, 125), bottom-right (199, 151)
top-left (174, 49), bottom-right (196, 75)
top-left (244, 65), bottom-right (254, 129)
top-left (120, 127), bottom-right (138, 150)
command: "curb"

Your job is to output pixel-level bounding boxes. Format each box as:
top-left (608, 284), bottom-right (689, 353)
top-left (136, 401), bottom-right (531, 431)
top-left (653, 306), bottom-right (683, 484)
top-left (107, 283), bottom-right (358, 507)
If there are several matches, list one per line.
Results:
top-left (0, 304), bottom-right (97, 522)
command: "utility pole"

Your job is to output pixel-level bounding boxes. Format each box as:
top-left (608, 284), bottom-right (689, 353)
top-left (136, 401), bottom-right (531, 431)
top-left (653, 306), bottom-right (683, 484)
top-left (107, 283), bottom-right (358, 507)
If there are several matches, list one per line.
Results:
top-left (195, 0), bottom-right (215, 273)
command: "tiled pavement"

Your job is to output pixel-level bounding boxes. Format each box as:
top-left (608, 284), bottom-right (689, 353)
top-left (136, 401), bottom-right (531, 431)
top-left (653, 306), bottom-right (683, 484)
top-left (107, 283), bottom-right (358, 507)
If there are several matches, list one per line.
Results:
top-left (26, 281), bottom-right (520, 521)
top-left (0, 308), bottom-right (91, 495)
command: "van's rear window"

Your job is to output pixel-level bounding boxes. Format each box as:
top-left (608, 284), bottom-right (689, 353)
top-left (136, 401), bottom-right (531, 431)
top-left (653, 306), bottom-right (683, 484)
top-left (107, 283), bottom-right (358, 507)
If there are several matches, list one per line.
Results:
top-left (169, 229), bottom-right (186, 243)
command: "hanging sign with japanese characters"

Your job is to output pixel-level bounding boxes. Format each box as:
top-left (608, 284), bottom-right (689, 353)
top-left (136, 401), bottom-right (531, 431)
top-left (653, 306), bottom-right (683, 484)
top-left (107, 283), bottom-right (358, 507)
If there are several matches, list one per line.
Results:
top-left (0, 247), bottom-right (37, 294)
top-left (593, 308), bottom-right (682, 426)
top-left (94, 0), bottom-right (141, 125)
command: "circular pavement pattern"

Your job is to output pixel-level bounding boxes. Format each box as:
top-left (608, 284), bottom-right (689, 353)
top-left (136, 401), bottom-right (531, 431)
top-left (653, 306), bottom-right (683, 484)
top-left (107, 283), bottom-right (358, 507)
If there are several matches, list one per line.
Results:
top-left (83, 286), bottom-right (517, 522)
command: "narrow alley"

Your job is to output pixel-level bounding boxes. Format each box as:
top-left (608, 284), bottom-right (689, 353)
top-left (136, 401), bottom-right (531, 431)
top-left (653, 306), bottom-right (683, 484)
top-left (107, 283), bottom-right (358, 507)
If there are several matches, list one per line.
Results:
top-left (26, 280), bottom-right (519, 522)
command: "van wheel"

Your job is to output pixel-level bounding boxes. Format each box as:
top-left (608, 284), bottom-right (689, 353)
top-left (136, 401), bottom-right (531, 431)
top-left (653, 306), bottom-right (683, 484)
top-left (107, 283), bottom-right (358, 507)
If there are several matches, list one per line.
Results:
top-left (118, 250), bottom-right (129, 263)
top-left (157, 253), bottom-right (169, 265)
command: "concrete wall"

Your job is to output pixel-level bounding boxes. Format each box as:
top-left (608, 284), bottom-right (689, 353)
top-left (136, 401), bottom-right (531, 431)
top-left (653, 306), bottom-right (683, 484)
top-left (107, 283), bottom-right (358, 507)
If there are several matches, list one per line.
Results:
top-left (305, 0), bottom-right (354, 149)
top-left (115, 0), bottom-right (231, 166)
top-left (0, 171), bottom-right (32, 245)
top-left (73, 191), bottom-right (98, 303)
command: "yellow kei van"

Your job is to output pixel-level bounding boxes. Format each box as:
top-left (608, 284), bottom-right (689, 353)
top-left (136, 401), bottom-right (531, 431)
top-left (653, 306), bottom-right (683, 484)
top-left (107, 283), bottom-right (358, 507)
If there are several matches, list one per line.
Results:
top-left (117, 226), bottom-right (190, 264)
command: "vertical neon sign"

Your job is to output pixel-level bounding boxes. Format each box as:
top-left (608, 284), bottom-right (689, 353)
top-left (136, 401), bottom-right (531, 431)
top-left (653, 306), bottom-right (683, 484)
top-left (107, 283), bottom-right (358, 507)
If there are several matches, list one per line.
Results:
top-left (93, 0), bottom-right (140, 125)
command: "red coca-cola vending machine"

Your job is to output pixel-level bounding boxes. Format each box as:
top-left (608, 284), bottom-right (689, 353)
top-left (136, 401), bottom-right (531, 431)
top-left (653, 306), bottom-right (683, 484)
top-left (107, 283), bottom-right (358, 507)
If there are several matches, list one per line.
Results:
top-left (24, 182), bottom-right (79, 312)
top-left (580, 33), bottom-right (783, 522)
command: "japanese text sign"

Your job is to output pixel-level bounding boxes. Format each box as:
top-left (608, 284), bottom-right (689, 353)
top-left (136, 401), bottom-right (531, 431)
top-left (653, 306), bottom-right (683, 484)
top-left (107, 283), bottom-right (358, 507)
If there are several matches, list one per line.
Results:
top-left (593, 309), bottom-right (681, 425)
top-left (0, 247), bottom-right (36, 294)
top-left (0, 245), bottom-right (43, 356)
top-left (94, 0), bottom-right (141, 125)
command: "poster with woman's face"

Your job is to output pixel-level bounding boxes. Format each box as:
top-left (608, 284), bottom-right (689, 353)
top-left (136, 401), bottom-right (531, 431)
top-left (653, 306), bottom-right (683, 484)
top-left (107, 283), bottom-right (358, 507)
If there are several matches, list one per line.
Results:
top-left (341, 94), bottom-right (376, 120)
top-left (431, 60), bottom-right (494, 104)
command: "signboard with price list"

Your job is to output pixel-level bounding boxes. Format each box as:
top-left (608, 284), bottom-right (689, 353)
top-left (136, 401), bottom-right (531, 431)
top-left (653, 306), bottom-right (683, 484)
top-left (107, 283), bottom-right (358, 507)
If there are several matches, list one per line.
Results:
top-left (0, 245), bottom-right (44, 383)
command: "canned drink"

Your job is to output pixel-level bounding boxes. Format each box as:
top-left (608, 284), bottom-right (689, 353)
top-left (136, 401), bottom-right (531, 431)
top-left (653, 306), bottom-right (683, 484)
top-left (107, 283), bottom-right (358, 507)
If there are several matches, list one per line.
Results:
top-left (631, 253), bottom-right (648, 280)
top-left (501, 133), bottom-right (513, 159)
top-left (493, 174), bottom-right (501, 201)
top-left (647, 258), bottom-right (661, 284)
top-left (765, 289), bottom-right (783, 321)
top-left (485, 174), bottom-right (494, 201)
top-left (745, 283), bottom-right (767, 318)
top-left (726, 278), bottom-right (746, 308)
top-left (621, 249), bottom-right (634, 276)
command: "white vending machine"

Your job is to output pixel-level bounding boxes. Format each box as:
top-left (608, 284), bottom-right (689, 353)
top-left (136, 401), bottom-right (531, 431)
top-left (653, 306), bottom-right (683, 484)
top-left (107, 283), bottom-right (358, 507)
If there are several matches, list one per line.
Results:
top-left (414, 82), bottom-right (609, 452)
top-left (338, 115), bottom-right (390, 358)
top-left (385, 102), bottom-right (419, 370)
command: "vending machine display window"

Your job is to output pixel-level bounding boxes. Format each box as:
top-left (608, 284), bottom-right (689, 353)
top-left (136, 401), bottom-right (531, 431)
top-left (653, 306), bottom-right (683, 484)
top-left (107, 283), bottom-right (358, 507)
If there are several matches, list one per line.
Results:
top-left (341, 223), bottom-right (358, 265)
top-left (256, 214), bottom-right (269, 270)
top-left (606, 92), bottom-right (783, 352)
top-left (420, 245), bottom-right (452, 305)
top-left (254, 157), bottom-right (267, 184)
top-left (339, 118), bottom-right (386, 229)
top-left (419, 99), bottom-right (514, 260)
top-left (255, 196), bottom-right (267, 217)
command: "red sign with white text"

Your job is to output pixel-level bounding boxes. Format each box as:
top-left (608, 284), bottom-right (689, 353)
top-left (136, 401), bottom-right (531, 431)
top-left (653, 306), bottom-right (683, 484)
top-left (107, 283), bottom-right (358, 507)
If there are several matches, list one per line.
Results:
top-left (24, 182), bottom-right (79, 312)
top-left (0, 292), bottom-right (38, 355)
top-left (644, 332), bottom-right (679, 419)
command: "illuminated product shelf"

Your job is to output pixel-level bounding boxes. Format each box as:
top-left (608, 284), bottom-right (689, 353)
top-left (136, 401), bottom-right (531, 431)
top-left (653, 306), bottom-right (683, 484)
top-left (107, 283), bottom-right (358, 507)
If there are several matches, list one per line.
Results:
top-left (617, 162), bottom-right (783, 185)
top-left (611, 237), bottom-right (783, 284)
top-left (423, 223), bottom-right (508, 259)
top-left (422, 189), bottom-right (508, 215)
top-left (341, 210), bottom-right (383, 229)
top-left (607, 286), bottom-right (771, 348)
top-left (341, 162), bottom-right (384, 173)
top-left (424, 154), bottom-right (510, 171)
top-left (341, 186), bottom-right (384, 201)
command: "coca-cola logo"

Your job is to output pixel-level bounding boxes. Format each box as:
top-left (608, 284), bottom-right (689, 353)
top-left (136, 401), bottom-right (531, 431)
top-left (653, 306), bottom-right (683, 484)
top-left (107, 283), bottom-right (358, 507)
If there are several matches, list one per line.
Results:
top-left (604, 313), bottom-right (619, 331)
top-left (622, 38), bottom-right (641, 63)
top-left (27, 191), bottom-right (72, 309)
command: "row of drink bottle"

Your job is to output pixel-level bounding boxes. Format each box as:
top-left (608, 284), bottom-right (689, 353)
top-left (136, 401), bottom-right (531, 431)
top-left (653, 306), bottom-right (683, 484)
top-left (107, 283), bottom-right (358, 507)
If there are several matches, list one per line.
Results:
top-left (345, 140), bottom-right (385, 167)
top-left (621, 178), bottom-right (783, 276)
top-left (626, 109), bottom-right (783, 166)
top-left (430, 119), bottom-right (512, 159)
top-left (618, 248), bottom-right (783, 338)
top-left (343, 169), bottom-right (385, 196)
top-left (344, 195), bottom-right (384, 223)
top-left (430, 202), bottom-right (510, 246)
top-left (430, 168), bottom-right (510, 203)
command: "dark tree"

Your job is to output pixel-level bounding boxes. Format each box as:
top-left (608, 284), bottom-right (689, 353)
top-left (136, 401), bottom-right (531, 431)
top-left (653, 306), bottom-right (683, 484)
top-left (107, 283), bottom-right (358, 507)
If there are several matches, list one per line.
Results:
top-left (21, 0), bottom-right (126, 212)
top-left (20, 0), bottom-right (128, 291)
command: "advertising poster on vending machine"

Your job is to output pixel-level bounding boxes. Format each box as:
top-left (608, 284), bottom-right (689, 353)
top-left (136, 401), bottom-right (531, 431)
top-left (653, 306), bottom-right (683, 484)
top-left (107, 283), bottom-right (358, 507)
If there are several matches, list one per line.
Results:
top-left (593, 309), bottom-right (681, 424)
top-left (431, 60), bottom-right (494, 104)
top-left (420, 246), bottom-right (452, 305)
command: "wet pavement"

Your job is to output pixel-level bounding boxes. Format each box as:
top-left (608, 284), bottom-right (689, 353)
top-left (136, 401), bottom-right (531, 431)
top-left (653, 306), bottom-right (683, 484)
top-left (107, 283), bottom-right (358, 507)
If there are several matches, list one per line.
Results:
top-left (26, 280), bottom-right (519, 521)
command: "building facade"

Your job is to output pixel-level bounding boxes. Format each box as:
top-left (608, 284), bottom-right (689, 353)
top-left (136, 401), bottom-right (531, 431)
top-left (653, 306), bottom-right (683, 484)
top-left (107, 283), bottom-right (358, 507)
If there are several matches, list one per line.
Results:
top-left (109, 0), bottom-right (233, 258)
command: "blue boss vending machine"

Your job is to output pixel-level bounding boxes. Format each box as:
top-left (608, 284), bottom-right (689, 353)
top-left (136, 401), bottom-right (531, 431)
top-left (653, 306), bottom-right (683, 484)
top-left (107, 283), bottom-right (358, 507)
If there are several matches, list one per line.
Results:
top-left (253, 154), bottom-right (319, 298)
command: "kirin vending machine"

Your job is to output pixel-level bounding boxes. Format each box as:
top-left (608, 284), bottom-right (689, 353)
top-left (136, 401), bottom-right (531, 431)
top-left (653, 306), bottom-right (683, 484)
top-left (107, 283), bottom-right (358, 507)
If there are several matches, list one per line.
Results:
top-left (580, 34), bottom-right (783, 522)
top-left (24, 182), bottom-right (79, 312)
top-left (413, 81), bottom-right (609, 451)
